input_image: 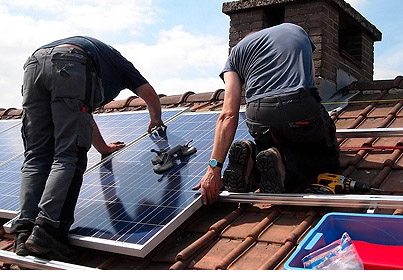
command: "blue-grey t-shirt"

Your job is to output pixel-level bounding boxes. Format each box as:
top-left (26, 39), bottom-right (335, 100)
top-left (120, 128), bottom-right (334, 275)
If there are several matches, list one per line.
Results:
top-left (40, 36), bottom-right (148, 107)
top-left (220, 23), bottom-right (316, 103)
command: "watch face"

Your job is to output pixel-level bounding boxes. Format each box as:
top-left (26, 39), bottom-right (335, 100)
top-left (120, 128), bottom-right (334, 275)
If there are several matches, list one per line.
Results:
top-left (209, 159), bottom-right (218, 167)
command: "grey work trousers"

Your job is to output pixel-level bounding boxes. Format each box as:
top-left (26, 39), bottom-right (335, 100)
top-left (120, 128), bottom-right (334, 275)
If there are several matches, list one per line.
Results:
top-left (11, 46), bottom-right (94, 239)
top-left (246, 89), bottom-right (340, 191)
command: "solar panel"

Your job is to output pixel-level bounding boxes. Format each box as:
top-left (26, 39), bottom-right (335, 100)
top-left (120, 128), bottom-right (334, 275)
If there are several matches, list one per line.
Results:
top-left (0, 156), bottom-right (24, 218)
top-left (0, 123), bottom-right (24, 166)
top-left (0, 110), bottom-right (184, 219)
top-left (87, 110), bottom-right (184, 169)
top-left (0, 120), bottom-right (20, 134)
top-left (68, 111), bottom-right (252, 257)
top-left (2, 110), bottom-right (253, 257)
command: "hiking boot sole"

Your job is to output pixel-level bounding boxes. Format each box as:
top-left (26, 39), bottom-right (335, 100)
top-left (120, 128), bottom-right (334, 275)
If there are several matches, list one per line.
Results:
top-left (256, 149), bottom-right (285, 194)
top-left (223, 141), bottom-right (253, 193)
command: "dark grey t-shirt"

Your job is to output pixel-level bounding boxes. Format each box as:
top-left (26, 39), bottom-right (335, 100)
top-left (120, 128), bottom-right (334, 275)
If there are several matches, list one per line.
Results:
top-left (220, 23), bottom-right (316, 103)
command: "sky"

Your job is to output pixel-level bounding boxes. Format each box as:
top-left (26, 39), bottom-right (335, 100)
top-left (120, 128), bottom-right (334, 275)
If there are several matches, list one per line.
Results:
top-left (0, 0), bottom-right (402, 109)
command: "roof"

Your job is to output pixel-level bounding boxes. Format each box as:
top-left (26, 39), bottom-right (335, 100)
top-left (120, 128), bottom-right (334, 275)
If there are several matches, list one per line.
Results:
top-left (1, 76), bottom-right (403, 270)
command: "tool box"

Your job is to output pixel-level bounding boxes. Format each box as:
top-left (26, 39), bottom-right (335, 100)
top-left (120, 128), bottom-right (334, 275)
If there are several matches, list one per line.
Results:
top-left (284, 212), bottom-right (403, 270)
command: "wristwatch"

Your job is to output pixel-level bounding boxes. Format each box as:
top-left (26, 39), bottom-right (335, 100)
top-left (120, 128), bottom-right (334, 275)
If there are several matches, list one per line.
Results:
top-left (209, 159), bottom-right (223, 169)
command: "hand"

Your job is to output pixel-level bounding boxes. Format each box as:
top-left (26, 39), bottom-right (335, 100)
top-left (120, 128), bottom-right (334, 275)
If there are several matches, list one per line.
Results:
top-left (148, 119), bottom-right (166, 134)
top-left (193, 169), bottom-right (222, 205)
top-left (100, 141), bottom-right (126, 156)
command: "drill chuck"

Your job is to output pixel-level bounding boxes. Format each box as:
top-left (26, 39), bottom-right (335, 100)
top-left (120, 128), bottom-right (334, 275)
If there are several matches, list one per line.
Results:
top-left (349, 180), bottom-right (372, 193)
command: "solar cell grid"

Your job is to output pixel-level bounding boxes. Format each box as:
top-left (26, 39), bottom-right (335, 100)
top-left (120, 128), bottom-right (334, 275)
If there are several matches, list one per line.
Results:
top-left (87, 110), bottom-right (182, 169)
top-left (0, 156), bottom-right (24, 218)
top-left (0, 120), bottom-right (19, 134)
top-left (1, 110), bottom-right (253, 257)
top-left (69, 111), bottom-right (252, 256)
top-left (0, 124), bottom-right (24, 166)
top-left (0, 110), bottom-right (183, 219)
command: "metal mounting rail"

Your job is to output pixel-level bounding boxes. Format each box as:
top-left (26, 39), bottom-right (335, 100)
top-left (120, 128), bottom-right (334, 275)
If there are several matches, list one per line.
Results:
top-left (0, 250), bottom-right (95, 270)
top-left (219, 191), bottom-right (403, 210)
top-left (336, 128), bottom-right (403, 138)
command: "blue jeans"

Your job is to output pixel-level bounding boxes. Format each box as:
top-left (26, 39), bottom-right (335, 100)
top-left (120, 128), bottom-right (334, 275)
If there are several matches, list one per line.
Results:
top-left (11, 46), bottom-right (94, 238)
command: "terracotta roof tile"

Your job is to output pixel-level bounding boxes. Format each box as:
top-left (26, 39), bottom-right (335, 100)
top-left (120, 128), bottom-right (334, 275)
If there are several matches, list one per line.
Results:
top-left (221, 210), bottom-right (274, 239)
top-left (151, 232), bottom-right (204, 263)
top-left (229, 242), bottom-right (282, 270)
top-left (382, 170), bottom-right (403, 193)
top-left (190, 238), bottom-right (243, 270)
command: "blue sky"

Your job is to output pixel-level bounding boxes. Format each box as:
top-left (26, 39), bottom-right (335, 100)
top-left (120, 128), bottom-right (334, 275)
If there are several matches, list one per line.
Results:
top-left (0, 0), bottom-right (402, 109)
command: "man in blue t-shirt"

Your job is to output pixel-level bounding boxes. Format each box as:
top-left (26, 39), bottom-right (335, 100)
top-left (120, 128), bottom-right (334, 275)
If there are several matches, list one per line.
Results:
top-left (11, 36), bottom-right (165, 261)
top-left (197, 23), bottom-right (339, 205)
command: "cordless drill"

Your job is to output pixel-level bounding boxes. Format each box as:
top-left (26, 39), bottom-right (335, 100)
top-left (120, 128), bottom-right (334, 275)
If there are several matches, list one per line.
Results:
top-left (307, 173), bottom-right (384, 194)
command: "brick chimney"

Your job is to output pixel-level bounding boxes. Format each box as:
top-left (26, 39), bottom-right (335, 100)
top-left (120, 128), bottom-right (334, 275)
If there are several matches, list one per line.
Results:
top-left (222, 0), bottom-right (382, 100)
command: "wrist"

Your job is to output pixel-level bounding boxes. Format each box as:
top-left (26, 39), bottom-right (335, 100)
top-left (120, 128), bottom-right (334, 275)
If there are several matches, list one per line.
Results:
top-left (209, 159), bottom-right (223, 169)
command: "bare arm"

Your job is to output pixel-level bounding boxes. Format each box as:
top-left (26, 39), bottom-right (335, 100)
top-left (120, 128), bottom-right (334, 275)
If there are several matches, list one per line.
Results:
top-left (135, 83), bottom-right (165, 133)
top-left (196, 72), bottom-right (242, 205)
top-left (92, 119), bottom-right (126, 155)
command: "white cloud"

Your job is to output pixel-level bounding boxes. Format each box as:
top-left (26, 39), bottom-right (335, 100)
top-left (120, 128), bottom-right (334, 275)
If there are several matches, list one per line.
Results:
top-left (0, 2), bottom-right (228, 109)
top-left (115, 26), bottom-right (228, 80)
top-left (114, 25), bottom-right (228, 98)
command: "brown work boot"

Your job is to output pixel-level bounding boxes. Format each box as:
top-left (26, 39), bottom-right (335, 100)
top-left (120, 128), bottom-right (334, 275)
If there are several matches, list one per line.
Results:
top-left (223, 140), bottom-right (258, 193)
top-left (256, 147), bottom-right (286, 193)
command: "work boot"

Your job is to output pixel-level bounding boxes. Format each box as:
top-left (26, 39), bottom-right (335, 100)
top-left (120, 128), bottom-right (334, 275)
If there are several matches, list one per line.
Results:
top-left (25, 225), bottom-right (79, 262)
top-left (256, 147), bottom-right (286, 193)
top-left (14, 232), bottom-right (31, 256)
top-left (223, 140), bottom-right (258, 193)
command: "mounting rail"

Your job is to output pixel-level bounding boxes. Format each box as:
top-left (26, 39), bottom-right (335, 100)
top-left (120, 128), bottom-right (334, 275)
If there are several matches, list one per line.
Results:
top-left (336, 127), bottom-right (403, 138)
top-left (0, 250), bottom-right (95, 270)
top-left (219, 191), bottom-right (403, 210)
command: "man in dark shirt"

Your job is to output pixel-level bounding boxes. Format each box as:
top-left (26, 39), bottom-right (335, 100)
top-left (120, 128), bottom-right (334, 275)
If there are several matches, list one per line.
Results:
top-left (197, 23), bottom-right (339, 204)
top-left (11, 36), bottom-right (165, 261)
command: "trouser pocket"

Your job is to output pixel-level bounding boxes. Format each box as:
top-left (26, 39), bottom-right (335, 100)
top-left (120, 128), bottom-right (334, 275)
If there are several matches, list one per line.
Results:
top-left (285, 114), bottom-right (326, 144)
top-left (51, 53), bottom-right (87, 101)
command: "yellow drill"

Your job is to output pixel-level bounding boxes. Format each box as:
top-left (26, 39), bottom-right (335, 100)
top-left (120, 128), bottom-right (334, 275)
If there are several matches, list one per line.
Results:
top-left (308, 173), bottom-right (384, 194)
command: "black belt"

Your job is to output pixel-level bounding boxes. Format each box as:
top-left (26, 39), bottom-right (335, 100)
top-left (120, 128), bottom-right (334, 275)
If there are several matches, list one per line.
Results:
top-left (255, 88), bottom-right (320, 104)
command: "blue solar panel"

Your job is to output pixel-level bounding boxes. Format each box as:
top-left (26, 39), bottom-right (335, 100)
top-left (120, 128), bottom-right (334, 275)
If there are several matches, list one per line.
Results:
top-left (87, 110), bottom-right (183, 169)
top-left (0, 120), bottom-right (24, 218)
top-left (0, 110), bottom-right (183, 218)
top-left (0, 120), bottom-right (20, 134)
top-left (1, 110), bottom-right (253, 257)
top-left (0, 123), bottom-right (24, 166)
top-left (0, 156), bottom-right (24, 218)
top-left (68, 111), bottom-right (252, 257)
